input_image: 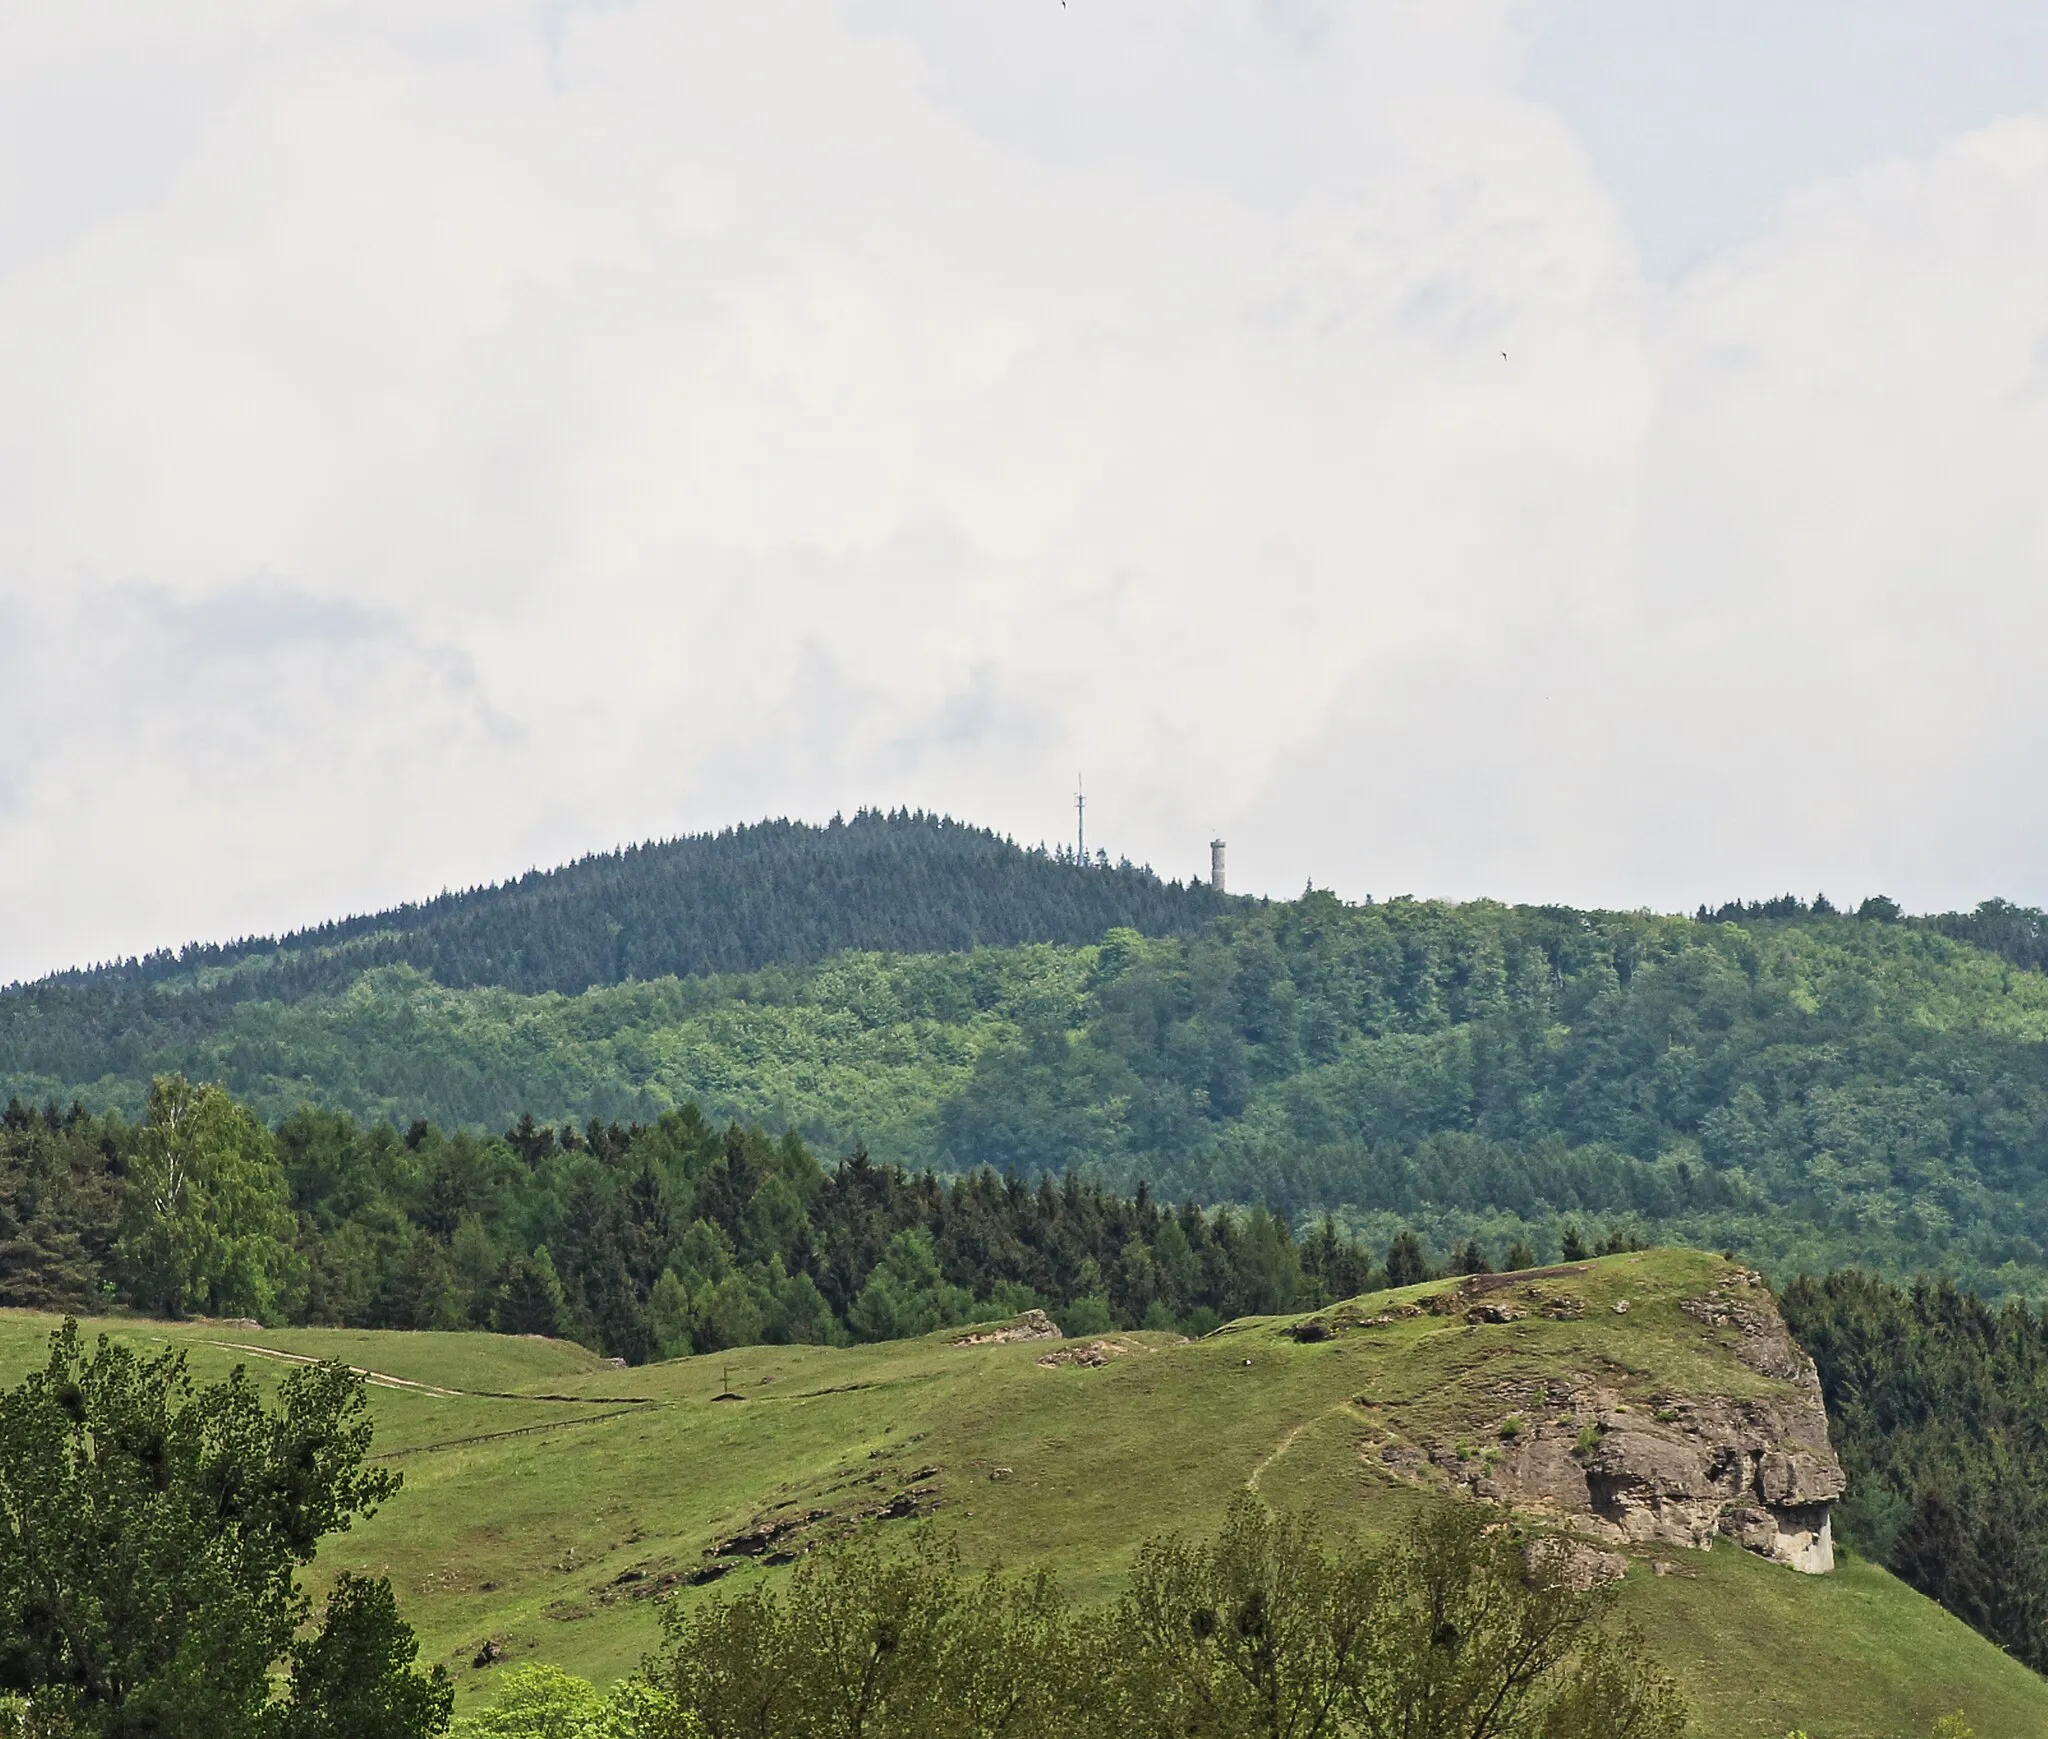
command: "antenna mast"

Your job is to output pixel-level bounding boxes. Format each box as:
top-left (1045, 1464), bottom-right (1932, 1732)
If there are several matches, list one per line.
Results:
top-left (1076, 774), bottom-right (1086, 863)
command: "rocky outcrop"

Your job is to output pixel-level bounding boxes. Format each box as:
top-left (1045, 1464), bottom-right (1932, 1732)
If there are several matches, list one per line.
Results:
top-left (1526, 1534), bottom-right (1629, 1590)
top-left (1422, 1269), bottom-right (1845, 1573)
top-left (953, 1309), bottom-right (1061, 1346)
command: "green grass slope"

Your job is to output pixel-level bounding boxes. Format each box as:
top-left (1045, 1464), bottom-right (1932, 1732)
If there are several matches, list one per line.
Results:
top-left (4, 1249), bottom-right (2040, 1737)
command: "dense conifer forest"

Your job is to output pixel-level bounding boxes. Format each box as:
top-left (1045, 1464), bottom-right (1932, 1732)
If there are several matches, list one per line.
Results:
top-left (7, 810), bottom-right (1225, 1002)
top-left (1782, 1268), bottom-right (2048, 1671)
top-left (13, 827), bottom-right (2048, 1296)
top-left (0, 1086), bottom-right (1382, 1357)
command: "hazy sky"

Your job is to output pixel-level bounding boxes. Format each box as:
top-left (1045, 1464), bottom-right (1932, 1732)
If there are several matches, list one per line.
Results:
top-left (5, 1), bottom-right (2048, 982)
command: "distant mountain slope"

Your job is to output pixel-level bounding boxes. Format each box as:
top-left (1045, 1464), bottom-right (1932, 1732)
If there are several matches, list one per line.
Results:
top-left (18, 888), bottom-right (2048, 1300)
top-left (19, 810), bottom-right (1227, 997)
top-left (0, 811), bottom-right (1229, 1091)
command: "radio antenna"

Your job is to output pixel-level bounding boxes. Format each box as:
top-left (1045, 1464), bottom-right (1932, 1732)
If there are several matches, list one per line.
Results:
top-left (1076, 774), bottom-right (1086, 862)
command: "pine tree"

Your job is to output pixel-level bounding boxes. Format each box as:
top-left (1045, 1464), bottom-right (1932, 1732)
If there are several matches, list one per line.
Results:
top-left (1384, 1231), bottom-right (1430, 1289)
top-left (496, 1245), bottom-right (568, 1337)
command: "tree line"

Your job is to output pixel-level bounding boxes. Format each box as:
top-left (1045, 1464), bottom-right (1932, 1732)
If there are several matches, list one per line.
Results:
top-left (0, 1082), bottom-right (1402, 1360)
top-left (1698, 892), bottom-right (2048, 977)
top-left (1, 1077), bottom-right (1649, 1362)
top-left (1781, 1268), bottom-right (2048, 1671)
top-left (17, 881), bottom-right (2048, 1300)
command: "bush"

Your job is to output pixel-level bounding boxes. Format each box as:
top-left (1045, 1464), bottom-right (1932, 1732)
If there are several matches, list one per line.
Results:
top-left (450, 1666), bottom-right (684, 1739)
top-left (658, 1536), bottom-right (1073, 1739)
top-left (650, 1497), bottom-right (1684, 1739)
top-left (1056, 1294), bottom-right (1115, 1336)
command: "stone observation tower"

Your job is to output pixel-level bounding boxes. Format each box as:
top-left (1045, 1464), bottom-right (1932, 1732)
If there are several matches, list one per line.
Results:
top-left (1210, 839), bottom-right (1226, 893)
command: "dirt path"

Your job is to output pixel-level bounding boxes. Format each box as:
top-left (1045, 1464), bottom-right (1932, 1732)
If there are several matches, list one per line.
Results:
top-left (1245, 1398), bottom-right (1368, 1495)
top-left (203, 1340), bottom-right (651, 1404)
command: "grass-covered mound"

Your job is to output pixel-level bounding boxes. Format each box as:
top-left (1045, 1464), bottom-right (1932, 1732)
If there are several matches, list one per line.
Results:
top-left (3, 1249), bottom-right (2040, 1738)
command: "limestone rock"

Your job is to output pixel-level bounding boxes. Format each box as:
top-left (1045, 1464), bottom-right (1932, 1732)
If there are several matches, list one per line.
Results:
top-left (1475, 1433), bottom-right (1590, 1510)
top-left (1527, 1535), bottom-right (1629, 1590)
top-left (953, 1310), bottom-right (1062, 1346)
top-left (1425, 1269), bottom-right (1846, 1574)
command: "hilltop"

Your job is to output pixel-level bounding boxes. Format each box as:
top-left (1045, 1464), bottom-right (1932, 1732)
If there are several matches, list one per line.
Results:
top-left (3, 1250), bottom-right (2039, 1738)
top-left (13, 811), bottom-right (1228, 999)
top-left (11, 811), bottom-right (2048, 1297)
top-left (0, 810), bottom-right (1227, 1103)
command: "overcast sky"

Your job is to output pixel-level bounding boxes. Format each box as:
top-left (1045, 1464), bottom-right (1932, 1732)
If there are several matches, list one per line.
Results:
top-left (5, 1), bottom-right (2048, 982)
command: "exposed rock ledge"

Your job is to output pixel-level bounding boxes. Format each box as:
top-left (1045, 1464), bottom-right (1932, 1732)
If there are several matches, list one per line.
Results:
top-left (952, 1309), bottom-right (1062, 1347)
top-left (1422, 1269), bottom-right (1846, 1573)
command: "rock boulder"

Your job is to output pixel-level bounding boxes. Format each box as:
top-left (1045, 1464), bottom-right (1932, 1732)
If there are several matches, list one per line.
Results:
top-left (1431, 1269), bottom-right (1846, 1573)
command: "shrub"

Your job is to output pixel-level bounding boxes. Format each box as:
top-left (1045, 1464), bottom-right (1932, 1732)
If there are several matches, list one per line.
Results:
top-left (651, 1496), bottom-right (1686, 1739)
top-left (1056, 1294), bottom-right (1115, 1336)
top-left (450, 1667), bottom-right (684, 1739)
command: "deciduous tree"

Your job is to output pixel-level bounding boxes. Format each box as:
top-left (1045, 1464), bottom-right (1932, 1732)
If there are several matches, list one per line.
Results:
top-left (0, 1321), bottom-right (445, 1738)
top-left (117, 1075), bottom-right (301, 1320)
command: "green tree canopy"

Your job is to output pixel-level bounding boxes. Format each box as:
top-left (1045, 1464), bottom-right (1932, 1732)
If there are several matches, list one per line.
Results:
top-left (1111, 1494), bottom-right (1682, 1739)
top-left (117, 1075), bottom-right (301, 1320)
top-left (0, 1320), bottom-right (446, 1738)
top-left (845, 1227), bottom-right (975, 1342)
top-left (651, 1497), bottom-right (1683, 1739)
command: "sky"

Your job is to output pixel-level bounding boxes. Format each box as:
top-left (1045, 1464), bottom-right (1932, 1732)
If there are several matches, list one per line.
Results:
top-left (4, 1), bottom-right (2048, 983)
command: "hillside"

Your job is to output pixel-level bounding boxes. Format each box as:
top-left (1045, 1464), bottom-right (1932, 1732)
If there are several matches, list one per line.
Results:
top-left (3, 1250), bottom-right (2040, 1737)
top-left (18, 892), bottom-right (2048, 1298)
top-left (13, 809), bottom-right (2048, 1298)
top-left (0, 810), bottom-right (1228, 1093)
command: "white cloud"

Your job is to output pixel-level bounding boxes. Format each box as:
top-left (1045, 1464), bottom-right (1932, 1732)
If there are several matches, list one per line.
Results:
top-left (2, 1), bottom-right (2046, 979)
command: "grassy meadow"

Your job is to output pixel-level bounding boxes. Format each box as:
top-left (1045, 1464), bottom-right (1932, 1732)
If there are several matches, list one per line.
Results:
top-left (3, 1249), bottom-right (2040, 1738)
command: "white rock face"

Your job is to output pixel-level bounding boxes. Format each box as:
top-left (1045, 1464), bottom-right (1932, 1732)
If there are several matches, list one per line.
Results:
top-left (1418, 1269), bottom-right (1847, 1575)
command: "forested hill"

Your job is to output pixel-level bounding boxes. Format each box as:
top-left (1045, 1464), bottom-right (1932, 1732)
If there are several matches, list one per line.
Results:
top-left (16, 877), bottom-right (2048, 1298)
top-left (1, 811), bottom-right (1229, 1089)
top-left (19, 811), bottom-right (1226, 998)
